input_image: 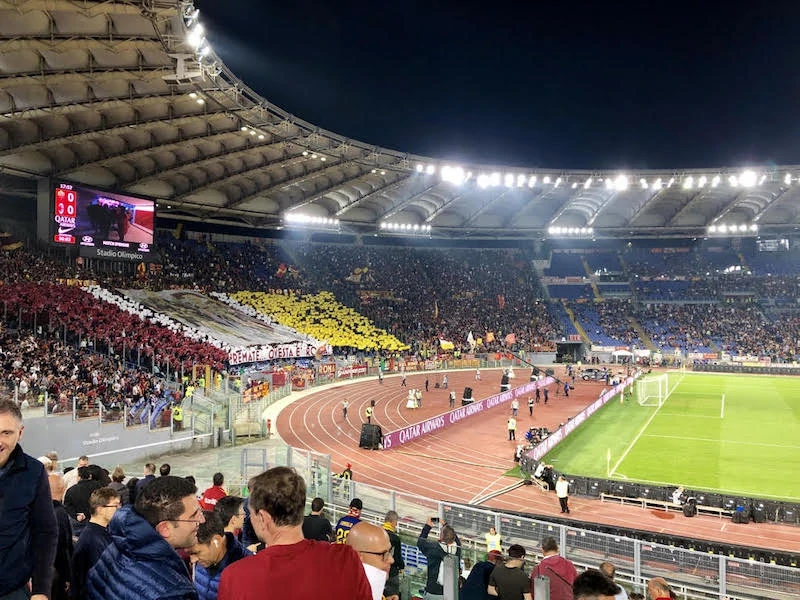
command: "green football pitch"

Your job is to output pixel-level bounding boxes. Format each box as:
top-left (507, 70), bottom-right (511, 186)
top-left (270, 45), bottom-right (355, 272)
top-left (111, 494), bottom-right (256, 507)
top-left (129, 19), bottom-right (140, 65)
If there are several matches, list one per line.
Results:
top-left (542, 371), bottom-right (800, 501)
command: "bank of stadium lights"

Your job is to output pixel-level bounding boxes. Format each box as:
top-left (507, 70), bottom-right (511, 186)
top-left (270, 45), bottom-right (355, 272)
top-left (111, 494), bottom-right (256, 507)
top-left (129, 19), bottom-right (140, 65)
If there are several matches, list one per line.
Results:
top-left (188, 92), bottom-right (204, 105)
top-left (380, 222), bottom-right (432, 233)
top-left (548, 226), bottom-right (594, 237)
top-left (708, 223), bottom-right (759, 235)
top-left (284, 213), bottom-right (339, 227)
top-left (371, 169), bottom-right (387, 176)
top-left (301, 150), bottom-right (327, 161)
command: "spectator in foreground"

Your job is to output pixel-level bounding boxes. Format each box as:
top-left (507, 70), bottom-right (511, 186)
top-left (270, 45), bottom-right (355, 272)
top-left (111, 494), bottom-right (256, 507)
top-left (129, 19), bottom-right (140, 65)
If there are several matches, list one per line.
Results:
top-left (573, 568), bottom-right (622, 600)
top-left (334, 497), bottom-right (363, 544)
top-left (189, 512), bottom-right (251, 600)
top-left (417, 517), bottom-right (462, 599)
top-left (0, 398), bottom-right (57, 600)
top-left (598, 562), bottom-right (628, 600)
top-left (488, 544), bottom-right (530, 600)
top-left (214, 495), bottom-right (246, 536)
top-left (218, 467), bottom-right (371, 600)
top-left (461, 550), bottom-right (504, 600)
top-left (382, 510), bottom-right (405, 599)
top-left (646, 577), bottom-right (676, 600)
top-left (87, 476), bottom-right (203, 600)
top-left (302, 496), bottom-right (333, 542)
top-left (347, 521), bottom-right (398, 600)
top-left (530, 537), bottom-right (577, 600)
top-left (48, 474), bottom-right (73, 600)
top-left (71, 487), bottom-right (120, 600)
top-left (199, 472), bottom-right (227, 511)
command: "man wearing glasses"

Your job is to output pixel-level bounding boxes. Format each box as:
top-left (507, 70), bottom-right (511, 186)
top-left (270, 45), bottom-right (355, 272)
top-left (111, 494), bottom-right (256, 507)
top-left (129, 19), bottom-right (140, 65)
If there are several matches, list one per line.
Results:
top-left (347, 521), bottom-right (399, 600)
top-left (70, 487), bottom-right (120, 600)
top-left (87, 476), bottom-right (204, 600)
top-left (218, 467), bottom-right (371, 600)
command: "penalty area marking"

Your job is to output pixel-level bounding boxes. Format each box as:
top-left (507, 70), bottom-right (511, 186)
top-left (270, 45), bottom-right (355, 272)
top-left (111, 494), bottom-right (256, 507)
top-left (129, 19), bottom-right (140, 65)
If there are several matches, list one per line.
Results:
top-left (609, 400), bottom-right (668, 478)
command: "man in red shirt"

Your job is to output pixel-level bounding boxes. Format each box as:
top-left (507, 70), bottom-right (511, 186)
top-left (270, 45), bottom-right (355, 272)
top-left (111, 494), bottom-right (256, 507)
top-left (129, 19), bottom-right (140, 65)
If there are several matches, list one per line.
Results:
top-left (530, 537), bottom-right (577, 600)
top-left (218, 466), bottom-right (371, 600)
top-left (199, 472), bottom-right (227, 511)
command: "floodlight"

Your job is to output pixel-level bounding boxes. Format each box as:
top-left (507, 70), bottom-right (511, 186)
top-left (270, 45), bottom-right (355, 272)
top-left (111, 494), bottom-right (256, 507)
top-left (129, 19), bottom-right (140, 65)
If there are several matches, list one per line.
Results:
top-left (196, 98), bottom-right (204, 105)
top-left (709, 225), bottom-right (717, 233)
top-left (728, 175), bottom-right (738, 187)
top-left (682, 176), bottom-right (693, 189)
top-left (750, 224), bottom-right (758, 232)
top-left (490, 172), bottom-right (501, 186)
top-left (517, 174), bottom-right (527, 187)
top-left (605, 178), bottom-right (614, 190)
top-left (571, 182), bottom-right (578, 189)
top-left (311, 153), bottom-right (317, 158)
top-left (529, 175), bottom-right (537, 186)
top-left (759, 174), bottom-right (766, 185)
top-left (189, 92), bottom-right (198, 99)
top-left (739, 224), bottom-right (748, 232)
top-left (241, 126), bottom-right (249, 131)
top-left (416, 164), bottom-right (423, 172)
top-left (504, 173), bottom-right (515, 187)
top-left (739, 170), bottom-right (757, 187)
top-left (555, 177), bottom-right (562, 187)
top-left (712, 175), bottom-right (721, 187)
top-left (381, 170), bottom-right (386, 175)
top-left (785, 173), bottom-right (792, 185)
top-left (413, 224), bottom-right (419, 230)
top-left (426, 165), bottom-right (436, 175)
top-left (652, 178), bottom-right (662, 190)
top-left (698, 176), bottom-right (707, 187)
top-left (543, 175), bottom-right (551, 184)
top-left (614, 175), bottom-right (628, 191)
top-left (584, 178), bottom-right (592, 189)
top-left (667, 178), bottom-right (675, 187)
top-left (257, 134), bottom-right (264, 140)
top-left (249, 130), bottom-right (256, 135)
top-left (380, 222), bottom-right (386, 229)
top-left (719, 225), bottom-right (728, 233)
top-left (187, 24), bottom-right (205, 48)
top-left (478, 174), bottom-right (490, 189)
top-left (640, 178), bottom-right (648, 189)
top-left (302, 151), bottom-right (308, 156)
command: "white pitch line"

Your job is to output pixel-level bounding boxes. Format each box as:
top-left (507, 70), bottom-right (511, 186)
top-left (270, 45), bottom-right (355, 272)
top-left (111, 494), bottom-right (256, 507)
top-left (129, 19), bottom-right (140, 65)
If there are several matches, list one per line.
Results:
top-left (644, 434), bottom-right (800, 451)
top-left (720, 394), bottom-right (725, 419)
top-left (609, 400), bottom-right (667, 477)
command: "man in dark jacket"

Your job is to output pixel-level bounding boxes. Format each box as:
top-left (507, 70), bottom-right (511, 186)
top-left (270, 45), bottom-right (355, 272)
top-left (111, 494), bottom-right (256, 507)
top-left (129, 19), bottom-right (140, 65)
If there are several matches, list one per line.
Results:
top-left (302, 497), bottom-right (333, 542)
top-left (417, 517), bottom-right (461, 599)
top-left (49, 474), bottom-right (74, 600)
top-left (382, 511), bottom-right (405, 599)
top-left (71, 487), bottom-right (120, 600)
top-left (87, 475), bottom-right (204, 600)
top-left (63, 466), bottom-right (104, 538)
top-left (189, 512), bottom-right (251, 600)
top-left (0, 399), bottom-right (58, 600)
top-left (461, 550), bottom-right (503, 600)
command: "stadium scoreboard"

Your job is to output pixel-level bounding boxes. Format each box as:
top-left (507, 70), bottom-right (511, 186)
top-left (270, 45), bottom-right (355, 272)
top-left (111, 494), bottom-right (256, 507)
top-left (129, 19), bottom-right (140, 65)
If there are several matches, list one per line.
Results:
top-left (52, 181), bottom-right (156, 261)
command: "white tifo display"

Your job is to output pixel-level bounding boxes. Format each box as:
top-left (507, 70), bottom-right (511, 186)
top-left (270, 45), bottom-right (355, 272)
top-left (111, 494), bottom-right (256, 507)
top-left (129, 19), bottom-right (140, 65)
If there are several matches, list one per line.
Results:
top-left (636, 373), bottom-right (669, 406)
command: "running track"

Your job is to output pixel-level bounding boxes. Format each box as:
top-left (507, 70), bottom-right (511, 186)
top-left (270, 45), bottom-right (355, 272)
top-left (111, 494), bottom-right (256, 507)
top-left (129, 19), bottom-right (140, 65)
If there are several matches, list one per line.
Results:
top-left (277, 368), bottom-right (800, 553)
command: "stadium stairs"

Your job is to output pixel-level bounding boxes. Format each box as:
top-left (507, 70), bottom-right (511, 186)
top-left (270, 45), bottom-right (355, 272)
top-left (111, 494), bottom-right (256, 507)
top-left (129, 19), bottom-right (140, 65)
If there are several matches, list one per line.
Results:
top-left (628, 316), bottom-right (658, 352)
top-left (561, 300), bottom-right (591, 344)
top-left (581, 257), bottom-right (604, 301)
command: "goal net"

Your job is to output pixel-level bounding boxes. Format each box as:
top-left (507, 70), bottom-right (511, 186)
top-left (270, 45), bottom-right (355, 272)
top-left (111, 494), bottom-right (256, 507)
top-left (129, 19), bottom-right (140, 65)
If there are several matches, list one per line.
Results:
top-left (636, 373), bottom-right (669, 406)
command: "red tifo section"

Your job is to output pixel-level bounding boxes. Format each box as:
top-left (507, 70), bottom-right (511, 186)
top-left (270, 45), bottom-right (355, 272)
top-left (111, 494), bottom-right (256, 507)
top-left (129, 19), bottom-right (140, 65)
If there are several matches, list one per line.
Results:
top-left (278, 368), bottom-right (800, 553)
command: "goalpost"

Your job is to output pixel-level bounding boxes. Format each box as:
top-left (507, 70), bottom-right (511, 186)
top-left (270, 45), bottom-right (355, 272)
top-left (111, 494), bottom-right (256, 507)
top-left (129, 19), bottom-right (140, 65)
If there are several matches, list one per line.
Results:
top-left (636, 373), bottom-right (670, 406)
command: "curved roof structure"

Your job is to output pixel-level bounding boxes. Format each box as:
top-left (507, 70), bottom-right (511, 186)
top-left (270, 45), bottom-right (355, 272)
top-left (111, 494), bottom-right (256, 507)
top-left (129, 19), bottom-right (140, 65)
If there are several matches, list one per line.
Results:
top-left (2, 0), bottom-right (800, 240)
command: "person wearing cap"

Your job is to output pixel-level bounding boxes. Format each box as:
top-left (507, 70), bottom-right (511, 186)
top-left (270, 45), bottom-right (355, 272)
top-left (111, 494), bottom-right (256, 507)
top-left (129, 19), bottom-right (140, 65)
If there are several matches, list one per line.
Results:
top-left (340, 464), bottom-right (353, 479)
top-left (334, 497), bottom-right (362, 544)
top-left (461, 551), bottom-right (504, 600)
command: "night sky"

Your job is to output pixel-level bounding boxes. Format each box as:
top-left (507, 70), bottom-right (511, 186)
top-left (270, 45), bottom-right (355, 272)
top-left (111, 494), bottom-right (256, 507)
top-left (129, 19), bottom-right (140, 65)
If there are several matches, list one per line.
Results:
top-left (194, 0), bottom-right (800, 170)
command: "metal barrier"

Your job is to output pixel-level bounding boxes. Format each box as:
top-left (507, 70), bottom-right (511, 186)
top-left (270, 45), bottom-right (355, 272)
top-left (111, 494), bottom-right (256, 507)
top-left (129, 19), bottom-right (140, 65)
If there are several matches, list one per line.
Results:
top-left (239, 446), bottom-right (800, 600)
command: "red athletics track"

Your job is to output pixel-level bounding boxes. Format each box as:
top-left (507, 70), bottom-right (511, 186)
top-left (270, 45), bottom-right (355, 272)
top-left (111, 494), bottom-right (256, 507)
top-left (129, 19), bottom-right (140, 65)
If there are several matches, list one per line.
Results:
top-left (277, 368), bottom-right (800, 553)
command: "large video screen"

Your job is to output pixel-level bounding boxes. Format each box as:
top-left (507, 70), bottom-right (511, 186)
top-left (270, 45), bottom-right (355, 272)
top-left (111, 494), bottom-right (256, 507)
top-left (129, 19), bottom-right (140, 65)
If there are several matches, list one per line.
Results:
top-left (52, 182), bottom-right (155, 257)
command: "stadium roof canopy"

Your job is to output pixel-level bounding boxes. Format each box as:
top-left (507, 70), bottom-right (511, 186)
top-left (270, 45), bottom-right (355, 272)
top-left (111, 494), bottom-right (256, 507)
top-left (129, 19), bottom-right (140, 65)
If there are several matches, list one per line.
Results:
top-left (2, 0), bottom-right (800, 240)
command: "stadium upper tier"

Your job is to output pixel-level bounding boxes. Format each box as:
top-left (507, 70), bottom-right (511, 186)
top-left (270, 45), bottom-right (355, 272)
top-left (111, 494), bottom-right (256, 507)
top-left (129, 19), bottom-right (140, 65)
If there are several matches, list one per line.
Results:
top-left (1, 0), bottom-right (800, 239)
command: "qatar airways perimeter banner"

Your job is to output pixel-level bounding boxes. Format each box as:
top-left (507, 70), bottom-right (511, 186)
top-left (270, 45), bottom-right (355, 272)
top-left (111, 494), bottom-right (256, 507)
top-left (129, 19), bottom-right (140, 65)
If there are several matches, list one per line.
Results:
top-left (382, 377), bottom-right (555, 450)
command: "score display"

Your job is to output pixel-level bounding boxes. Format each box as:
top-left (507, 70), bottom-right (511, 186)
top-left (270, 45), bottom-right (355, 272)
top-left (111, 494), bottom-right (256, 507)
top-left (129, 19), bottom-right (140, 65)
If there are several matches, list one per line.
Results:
top-left (52, 182), bottom-right (156, 258)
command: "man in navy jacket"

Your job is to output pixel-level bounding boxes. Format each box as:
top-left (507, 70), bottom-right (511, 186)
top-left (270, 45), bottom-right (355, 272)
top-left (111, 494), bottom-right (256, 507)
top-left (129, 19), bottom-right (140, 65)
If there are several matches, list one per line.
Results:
top-left (0, 399), bottom-right (58, 600)
top-left (189, 512), bottom-right (251, 600)
top-left (87, 476), bottom-right (204, 600)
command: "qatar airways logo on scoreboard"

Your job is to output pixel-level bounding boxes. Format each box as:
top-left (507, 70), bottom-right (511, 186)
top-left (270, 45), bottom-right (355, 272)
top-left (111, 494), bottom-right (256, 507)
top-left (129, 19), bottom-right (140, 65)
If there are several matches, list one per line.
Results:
top-left (53, 186), bottom-right (77, 243)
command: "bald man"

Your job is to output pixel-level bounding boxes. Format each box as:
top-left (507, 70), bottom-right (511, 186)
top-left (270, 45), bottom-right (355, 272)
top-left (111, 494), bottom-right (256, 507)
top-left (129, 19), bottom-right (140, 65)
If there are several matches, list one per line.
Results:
top-left (347, 521), bottom-right (398, 600)
top-left (647, 577), bottom-right (675, 600)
